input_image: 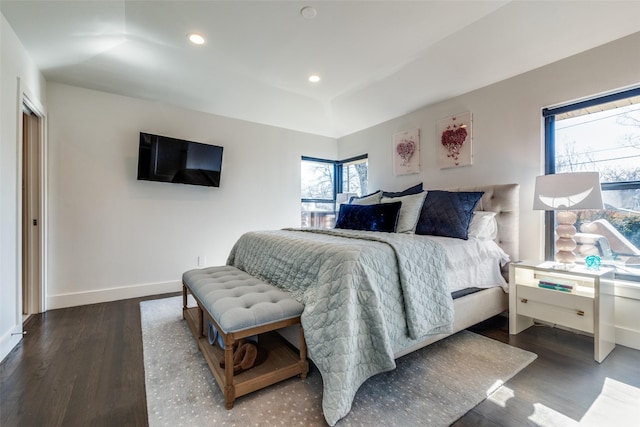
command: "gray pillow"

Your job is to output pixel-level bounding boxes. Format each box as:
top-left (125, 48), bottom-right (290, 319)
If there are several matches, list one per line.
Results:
top-left (381, 191), bottom-right (427, 233)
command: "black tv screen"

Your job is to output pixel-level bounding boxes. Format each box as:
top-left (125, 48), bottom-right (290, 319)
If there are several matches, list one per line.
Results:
top-left (137, 132), bottom-right (223, 187)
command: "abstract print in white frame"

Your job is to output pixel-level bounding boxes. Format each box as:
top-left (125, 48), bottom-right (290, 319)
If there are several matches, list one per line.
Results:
top-left (393, 128), bottom-right (420, 176)
top-left (437, 112), bottom-right (472, 169)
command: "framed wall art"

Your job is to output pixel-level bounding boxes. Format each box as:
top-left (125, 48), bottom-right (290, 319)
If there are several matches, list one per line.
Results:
top-left (393, 128), bottom-right (420, 175)
top-left (437, 112), bottom-right (472, 169)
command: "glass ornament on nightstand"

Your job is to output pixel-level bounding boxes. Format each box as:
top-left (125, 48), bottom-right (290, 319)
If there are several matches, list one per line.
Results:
top-left (585, 255), bottom-right (601, 271)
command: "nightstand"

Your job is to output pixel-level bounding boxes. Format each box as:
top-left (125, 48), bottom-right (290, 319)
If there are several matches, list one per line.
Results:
top-left (509, 260), bottom-right (616, 363)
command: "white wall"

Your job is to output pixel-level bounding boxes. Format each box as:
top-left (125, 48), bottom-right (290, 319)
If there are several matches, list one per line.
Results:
top-left (0, 14), bottom-right (47, 361)
top-left (338, 31), bottom-right (640, 261)
top-left (337, 31), bottom-right (640, 349)
top-left (46, 83), bottom-right (336, 309)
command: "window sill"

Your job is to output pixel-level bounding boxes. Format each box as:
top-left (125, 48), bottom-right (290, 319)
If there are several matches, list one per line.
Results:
top-left (615, 272), bottom-right (640, 282)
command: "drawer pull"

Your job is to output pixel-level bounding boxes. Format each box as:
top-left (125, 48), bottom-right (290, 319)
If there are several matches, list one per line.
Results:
top-left (577, 310), bottom-right (585, 316)
top-left (520, 298), bottom-right (528, 304)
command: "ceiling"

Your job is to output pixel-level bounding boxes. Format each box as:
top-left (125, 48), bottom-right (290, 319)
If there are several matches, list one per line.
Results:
top-left (3, 1), bottom-right (640, 138)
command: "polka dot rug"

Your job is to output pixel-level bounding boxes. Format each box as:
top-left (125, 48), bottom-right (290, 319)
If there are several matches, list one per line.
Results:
top-left (141, 296), bottom-right (536, 426)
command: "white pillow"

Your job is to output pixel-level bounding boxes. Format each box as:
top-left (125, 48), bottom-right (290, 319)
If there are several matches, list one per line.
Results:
top-left (381, 191), bottom-right (427, 233)
top-left (468, 211), bottom-right (498, 240)
top-left (350, 191), bottom-right (382, 205)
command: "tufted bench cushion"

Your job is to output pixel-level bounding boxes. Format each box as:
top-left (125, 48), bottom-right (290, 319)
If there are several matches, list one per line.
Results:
top-left (182, 265), bottom-right (308, 409)
top-left (182, 265), bottom-right (304, 334)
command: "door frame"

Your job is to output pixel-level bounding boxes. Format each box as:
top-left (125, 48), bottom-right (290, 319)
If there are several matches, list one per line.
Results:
top-left (18, 80), bottom-right (47, 317)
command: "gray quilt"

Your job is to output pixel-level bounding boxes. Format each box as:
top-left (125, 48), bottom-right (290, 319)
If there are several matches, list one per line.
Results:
top-left (227, 229), bottom-right (454, 426)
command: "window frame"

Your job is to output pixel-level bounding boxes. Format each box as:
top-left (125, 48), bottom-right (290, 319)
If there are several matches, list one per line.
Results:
top-left (543, 86), bottom-right (640, 281)
top-left (300, 156), bottom-right (338, 206)
top-left (300, 154), bottom-right (368, 206)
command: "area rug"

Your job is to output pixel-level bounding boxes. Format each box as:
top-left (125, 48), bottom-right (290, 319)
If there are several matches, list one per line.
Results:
top-left (141, 296), bottom-right (536, 426)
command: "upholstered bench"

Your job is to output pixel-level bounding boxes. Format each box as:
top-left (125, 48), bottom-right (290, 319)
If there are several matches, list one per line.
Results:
top-left (182, 265), bottom-right (308, 409)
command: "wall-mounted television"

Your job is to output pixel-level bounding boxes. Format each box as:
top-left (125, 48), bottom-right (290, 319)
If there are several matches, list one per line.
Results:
top-left (137, 132), bottom-right (223, 187)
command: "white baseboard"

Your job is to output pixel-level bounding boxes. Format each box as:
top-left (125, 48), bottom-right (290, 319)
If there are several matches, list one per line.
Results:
top-left (1, 324), bottom-right (24, 363)
top-left (47, 280), bottom-right (182, 310)
top-left (616, 326), bottom-right (640, 351)
top-left (614, 281), bottom-right (640, 351)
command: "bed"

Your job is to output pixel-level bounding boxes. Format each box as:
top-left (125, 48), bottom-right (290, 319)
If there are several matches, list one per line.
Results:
top-left (226, 183), bottom-right (519, 425)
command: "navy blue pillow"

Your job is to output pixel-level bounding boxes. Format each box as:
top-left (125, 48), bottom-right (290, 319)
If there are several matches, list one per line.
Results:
top-left (335, 202), bottom-right (402, 232)
top-left (381, 183), bottom-right (423, 198)
top-left (415, 191), bottom-right (483, 239)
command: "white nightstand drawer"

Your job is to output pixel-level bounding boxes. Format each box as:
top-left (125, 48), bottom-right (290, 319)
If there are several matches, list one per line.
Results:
top-left (509, 261), bottom-right (615, 362)
top-left (516, 285), bottom-right (594, 333)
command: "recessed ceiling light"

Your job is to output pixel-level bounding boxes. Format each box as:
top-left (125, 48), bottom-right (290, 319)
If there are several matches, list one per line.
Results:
top-left (188, 33), bottom-right (206, 45)
top-left (308, 75), bottom-right (321, 83)
top-left (300, 6), bottom-right (317, 19)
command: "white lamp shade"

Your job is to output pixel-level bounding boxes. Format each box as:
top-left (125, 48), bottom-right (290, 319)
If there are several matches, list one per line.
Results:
top-left (533, 172), bottom-right (604, 211)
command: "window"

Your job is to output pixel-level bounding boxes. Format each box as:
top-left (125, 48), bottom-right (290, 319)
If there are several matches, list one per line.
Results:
top-left (543, 87), bottom-right (640, 280)
top-left (301, 157), bottom-right (336, 228)
top-left (341, 157), bottom-right (368, 196)
top-left (301, 155), bottom-right (368, 228)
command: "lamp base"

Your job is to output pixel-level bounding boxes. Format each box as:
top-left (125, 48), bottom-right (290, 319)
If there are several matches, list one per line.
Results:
top-left (551, 260), bottom-right (576, 271)
top-left (555, 210), bottom-right (577, 268)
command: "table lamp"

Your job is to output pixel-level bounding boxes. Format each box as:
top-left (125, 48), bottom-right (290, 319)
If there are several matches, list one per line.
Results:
top-left (533, 172), bottom-right (604, 267)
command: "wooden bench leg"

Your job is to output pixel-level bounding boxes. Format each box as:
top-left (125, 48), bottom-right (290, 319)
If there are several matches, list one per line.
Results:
top-left (197, 306), bottom-right (205, 339)
top-left (223, 333), bottom-right (236, 409)
top-left (182, 284), bottom-right (188, 320)
top-left (183, 283), bottom-right (205, 338)
top-left (299, 326), bottom-right (309, 379)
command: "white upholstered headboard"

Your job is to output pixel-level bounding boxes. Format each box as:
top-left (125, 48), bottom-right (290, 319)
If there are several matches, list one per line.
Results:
top-left (447, 183), bottom-right (520, 265)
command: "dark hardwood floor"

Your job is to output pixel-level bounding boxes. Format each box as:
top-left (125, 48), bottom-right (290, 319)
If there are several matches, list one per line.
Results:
top-left (0, 293), bottom-right (174, 427)
top-left (2, 294), bottom-right (639, 426)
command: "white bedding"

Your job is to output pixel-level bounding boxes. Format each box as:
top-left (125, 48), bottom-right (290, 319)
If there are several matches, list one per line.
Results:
top-left (423, 235), bottom-right (510, 292)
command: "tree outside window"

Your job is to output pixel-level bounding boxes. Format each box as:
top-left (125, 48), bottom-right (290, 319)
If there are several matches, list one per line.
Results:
top-left (342, 158), bottom-right (368, 196)
top-left (301, 156), bottom-right (368, 228)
